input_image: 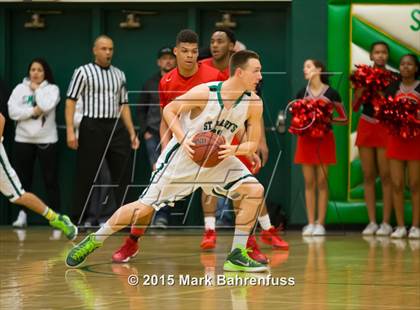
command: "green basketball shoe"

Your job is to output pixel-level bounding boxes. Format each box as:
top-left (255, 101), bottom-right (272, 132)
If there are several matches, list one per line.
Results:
top-left (66, 234), bottom-right (102, 268)
top-left (49, 214), bottom-right (78, 240)
top-left (223, 245), bottom-right (269, 272)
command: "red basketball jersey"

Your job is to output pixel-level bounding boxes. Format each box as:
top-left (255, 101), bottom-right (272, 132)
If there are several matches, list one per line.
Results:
top-left (159, 64), bottom-right (222, 108)
top-left (200, 57), bottom-right (230, 81)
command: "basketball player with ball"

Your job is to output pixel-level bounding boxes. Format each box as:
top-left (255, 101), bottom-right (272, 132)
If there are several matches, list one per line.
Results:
top-left (66, 50), bottom-right (269, 272)
top-left (112, 29), bottom-right (286, 266)
top-left (199, 28), bottom-right (289, 259)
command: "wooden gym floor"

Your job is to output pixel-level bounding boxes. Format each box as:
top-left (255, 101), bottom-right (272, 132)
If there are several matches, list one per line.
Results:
top-left (0, 227), bottom-right (419, 309)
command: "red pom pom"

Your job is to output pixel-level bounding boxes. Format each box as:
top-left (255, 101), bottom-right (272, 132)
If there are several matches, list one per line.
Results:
top-left (289, 98), bottom-right (334, 137)
top-left (350, 65), bottom-right (398, 112)
top-left (375, 95), bottom-right (420, 139)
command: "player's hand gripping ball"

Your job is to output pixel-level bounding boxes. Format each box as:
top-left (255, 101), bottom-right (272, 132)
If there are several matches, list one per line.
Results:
top-left (191, 132), bottom-right (226, 167)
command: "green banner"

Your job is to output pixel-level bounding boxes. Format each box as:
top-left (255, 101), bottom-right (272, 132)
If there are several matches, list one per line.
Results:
top-left (327, 0), bottom-right (417, 224)
top-left (352, 16), bottom-right (418, 68)
top-left (328, 4), bottom-right (350, 201)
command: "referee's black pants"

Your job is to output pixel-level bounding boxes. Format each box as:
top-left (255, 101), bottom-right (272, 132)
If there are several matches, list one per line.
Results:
top-left (73, 117), bottom-right (131, 224)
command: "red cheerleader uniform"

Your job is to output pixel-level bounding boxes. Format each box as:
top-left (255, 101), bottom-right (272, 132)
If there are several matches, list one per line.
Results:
top-left (354, 70), bottom-right (398, 148)
top-left (294, 86), bottom-right (346, 164)
top-left (355, 115), bottom-right (389, 148)
top-left (385, 81), bottom-right (420, 161)
top-left (295, 131), bottom-right (336, 164)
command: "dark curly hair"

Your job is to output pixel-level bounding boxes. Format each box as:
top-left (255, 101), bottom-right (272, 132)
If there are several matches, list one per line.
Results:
top-left (27, 58), bottom-right (55, 84)
top-left (176, 29), bottom-right (199, 46)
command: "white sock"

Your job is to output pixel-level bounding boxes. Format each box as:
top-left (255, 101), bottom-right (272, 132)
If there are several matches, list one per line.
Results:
top-left (258, 214), bottom-right (272, 231)
top-left (204, 216), bottom-right (216, 230)
top-left (231, 229), bottom-right (249, 251)
top-left (42, 207), bottom-right (49, 216)
top-left (93, 223), bottom-right (115, 242)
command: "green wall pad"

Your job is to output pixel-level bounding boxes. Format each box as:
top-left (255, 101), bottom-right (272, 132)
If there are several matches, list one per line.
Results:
top-left (326, 201), bottom-right (413, 224)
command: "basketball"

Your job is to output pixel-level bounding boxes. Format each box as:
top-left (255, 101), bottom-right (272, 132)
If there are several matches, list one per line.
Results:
top-left (191, 131), bottom-right (226, 167)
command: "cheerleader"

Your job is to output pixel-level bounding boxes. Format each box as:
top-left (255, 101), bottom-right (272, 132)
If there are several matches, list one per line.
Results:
top-left (295, 59), bottom-right (348, 236)
top-left (354, 42), bottom-right (396, 236)
top-left (384, 54), bottom-right (420, 239)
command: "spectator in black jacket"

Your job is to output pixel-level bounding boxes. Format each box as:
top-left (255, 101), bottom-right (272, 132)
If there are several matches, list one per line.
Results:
top-left (138, 47), bottom-right (176, 170)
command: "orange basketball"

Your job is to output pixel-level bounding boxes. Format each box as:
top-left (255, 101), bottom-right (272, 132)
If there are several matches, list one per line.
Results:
top-left (191, 132), bottom-right (226, 167)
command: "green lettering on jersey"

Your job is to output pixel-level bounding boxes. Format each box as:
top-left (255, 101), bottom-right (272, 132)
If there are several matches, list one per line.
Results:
top-left (203, 119), bottom-right (239, 134)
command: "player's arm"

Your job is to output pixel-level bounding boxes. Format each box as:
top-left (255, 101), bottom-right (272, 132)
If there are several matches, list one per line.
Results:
top-left (234, 127), bottom-right (246, 143)
top-left (257, 117), bottom-right (269, 166)
top-left (219, 96), bottom-right (263, 158)
top-left (158, 80), bottom-right (172, 151)
top-left (159, 108), bottom-right (171, 151)
top-left (162, 84), bottom-right (209, 157)
top-left (0, 112), bottom-right (5, 139)
top-left (235, 109), bottom-right (268, 166)
top-left (137, 83), bottom-right (150, 138)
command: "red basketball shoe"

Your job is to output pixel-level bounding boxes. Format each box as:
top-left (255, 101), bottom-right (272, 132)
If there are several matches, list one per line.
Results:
top-left (112, 237), bottom-right (139, 263)
top-left (200, 229), bottom-right (217, 250)
top-left (260, 227), bottom-right (289, 250)
top-left (247, 235), bottom-right (268, 264)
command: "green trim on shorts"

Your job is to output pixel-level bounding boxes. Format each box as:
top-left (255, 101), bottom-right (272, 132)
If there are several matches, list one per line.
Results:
top-left (224, 174), bottom-right (254, 191)
top-left (140, 143), bottom-right (180, 199)
top-left (0, 153), bottom-right (23, 197)
top-left (211, 174), bottom-right (255, 199)
top-left (164, 143), bottom-right (180, 162)
top-left (212, 188), bottom-right (228, 199)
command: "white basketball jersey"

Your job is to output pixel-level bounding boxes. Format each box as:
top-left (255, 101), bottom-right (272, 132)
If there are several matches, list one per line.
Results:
top-left (159, 81), bottom-right (253, 178)
top-left (179, 81), bottom-right (251, 143)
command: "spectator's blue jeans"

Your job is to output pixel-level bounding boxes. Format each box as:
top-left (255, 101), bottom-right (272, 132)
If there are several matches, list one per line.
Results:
top-left (144, 133), bottom-right (160, 167)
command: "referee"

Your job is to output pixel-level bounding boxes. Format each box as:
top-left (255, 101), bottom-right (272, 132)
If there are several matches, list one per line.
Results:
top-left (65, 35), bottom-right (139, 224)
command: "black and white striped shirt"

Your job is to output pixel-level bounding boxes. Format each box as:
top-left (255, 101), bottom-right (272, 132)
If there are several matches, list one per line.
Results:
top-left (67, 63), bottom-right (128, 118)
